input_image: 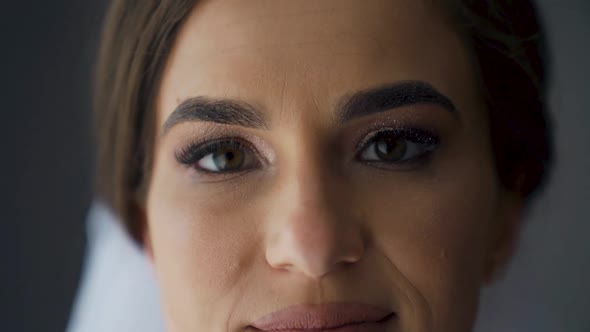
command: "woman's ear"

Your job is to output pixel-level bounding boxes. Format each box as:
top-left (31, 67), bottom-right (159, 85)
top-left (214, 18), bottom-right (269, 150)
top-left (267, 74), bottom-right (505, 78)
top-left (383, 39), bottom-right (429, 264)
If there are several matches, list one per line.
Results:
top-left (483, 190), bottom-right (525, 284)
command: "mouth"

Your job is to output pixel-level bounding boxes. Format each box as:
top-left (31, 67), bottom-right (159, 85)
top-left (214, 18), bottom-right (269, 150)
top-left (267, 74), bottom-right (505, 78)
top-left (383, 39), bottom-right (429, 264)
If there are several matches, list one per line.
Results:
top-left (248, 302), bottom-right (396, 331)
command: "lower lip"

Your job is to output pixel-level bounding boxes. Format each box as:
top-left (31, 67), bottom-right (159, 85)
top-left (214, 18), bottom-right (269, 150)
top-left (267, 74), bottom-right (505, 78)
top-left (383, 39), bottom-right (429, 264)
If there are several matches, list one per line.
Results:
top-left (257, 320), bottom-right (392, 332)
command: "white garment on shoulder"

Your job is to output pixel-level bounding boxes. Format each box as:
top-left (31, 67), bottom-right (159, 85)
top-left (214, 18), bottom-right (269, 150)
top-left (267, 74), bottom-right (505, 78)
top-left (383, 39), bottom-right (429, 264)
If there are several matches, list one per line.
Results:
top-left (67, 202), bottom-right (166, 332)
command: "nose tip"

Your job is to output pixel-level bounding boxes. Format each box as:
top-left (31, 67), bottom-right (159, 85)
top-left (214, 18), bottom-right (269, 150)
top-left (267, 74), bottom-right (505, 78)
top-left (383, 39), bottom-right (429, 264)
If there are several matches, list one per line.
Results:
top-left (262, 139), bottom-right (366, 280)
top-left (265, 213), bottom-right (366, 279)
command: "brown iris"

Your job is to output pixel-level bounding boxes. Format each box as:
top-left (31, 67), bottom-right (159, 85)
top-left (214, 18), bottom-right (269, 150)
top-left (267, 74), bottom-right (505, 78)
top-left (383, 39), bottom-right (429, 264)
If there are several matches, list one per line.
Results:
top-left (212, 145), bottom-right (245, 171)
top-left (374, 136), bottom-right (407, 161)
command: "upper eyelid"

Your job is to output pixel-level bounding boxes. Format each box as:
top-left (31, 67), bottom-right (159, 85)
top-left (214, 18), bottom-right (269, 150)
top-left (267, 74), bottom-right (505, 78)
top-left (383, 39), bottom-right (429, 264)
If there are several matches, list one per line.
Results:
top-left (353, 127), bottom-right (439, 153)
top-left (176, 138), bottom-right (224, 163)
top-left (176, 137), bottom-right (265, 167)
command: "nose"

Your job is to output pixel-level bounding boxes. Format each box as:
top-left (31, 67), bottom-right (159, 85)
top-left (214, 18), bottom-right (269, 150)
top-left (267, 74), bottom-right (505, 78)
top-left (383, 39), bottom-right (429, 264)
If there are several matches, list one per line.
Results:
top-left (264, 154), bottom-right (366, 280)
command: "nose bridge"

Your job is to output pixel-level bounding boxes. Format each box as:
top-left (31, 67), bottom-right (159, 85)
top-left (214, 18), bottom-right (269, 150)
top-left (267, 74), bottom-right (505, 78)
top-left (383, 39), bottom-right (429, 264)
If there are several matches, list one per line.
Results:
top-left (280, 128), bottom-right (344, 228)
top-left (291, 145), bottom-right (334, 208)
top-left (264, 134), bottom-right (365, 279)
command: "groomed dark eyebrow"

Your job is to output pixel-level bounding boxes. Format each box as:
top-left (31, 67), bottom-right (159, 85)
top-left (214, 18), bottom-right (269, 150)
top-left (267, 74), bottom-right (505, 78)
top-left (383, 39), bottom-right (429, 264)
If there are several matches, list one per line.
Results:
top-left (162, 97), bottom-right (268, 136)
top-left (162, 81), bottom-right (457, 136)
top-left (337, 80), bottom-right (458, 123)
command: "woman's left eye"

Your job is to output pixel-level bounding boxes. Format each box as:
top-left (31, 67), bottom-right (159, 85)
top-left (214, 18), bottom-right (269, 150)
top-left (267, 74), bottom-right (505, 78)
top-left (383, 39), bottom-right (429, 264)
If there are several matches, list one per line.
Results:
top-left (357, 128), bottom-right (439, 164)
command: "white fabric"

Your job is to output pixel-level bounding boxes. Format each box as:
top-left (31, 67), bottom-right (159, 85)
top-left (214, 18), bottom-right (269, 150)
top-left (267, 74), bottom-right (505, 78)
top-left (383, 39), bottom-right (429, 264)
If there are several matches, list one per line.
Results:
top-left (67, 202), bottom-right (166, 332)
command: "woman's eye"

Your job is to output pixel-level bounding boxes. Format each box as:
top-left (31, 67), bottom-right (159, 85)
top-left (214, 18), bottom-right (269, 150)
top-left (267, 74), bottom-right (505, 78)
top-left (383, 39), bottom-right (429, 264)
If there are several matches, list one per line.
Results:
top-left (176, 139), bottom-right (261, 174)
top-left (197, 144), bottom-right (247, 172)
top-left (357, 129), bottom-right (438, 164)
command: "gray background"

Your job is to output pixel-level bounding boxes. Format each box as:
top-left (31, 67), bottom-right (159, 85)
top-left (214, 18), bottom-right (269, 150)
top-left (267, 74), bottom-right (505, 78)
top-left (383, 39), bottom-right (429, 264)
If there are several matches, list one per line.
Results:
top-left (4, 1), bottom-right (588, 331)
top-left (476, 2), bottom-right (590, 331)
top-left (2, 1), bottom-right (108, 331)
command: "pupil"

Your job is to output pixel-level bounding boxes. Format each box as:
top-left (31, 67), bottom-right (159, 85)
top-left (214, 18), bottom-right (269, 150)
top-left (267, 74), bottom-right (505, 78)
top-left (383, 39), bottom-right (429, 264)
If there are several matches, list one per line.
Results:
top-left (213, 146), bottom-right (244, 170)
top-left (375, 137), bottom-right (406, 161)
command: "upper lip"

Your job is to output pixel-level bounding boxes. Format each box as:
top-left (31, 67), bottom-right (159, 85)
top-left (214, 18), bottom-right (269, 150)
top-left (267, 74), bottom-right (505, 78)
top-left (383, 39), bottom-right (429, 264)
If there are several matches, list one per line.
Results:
top-left (249, 302), bottom-right (395, 331)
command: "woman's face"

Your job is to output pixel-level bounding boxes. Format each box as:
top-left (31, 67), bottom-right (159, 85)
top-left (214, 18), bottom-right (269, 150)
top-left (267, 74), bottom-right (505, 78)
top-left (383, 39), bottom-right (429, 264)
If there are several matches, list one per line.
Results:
top-left (145, 0), bottom-right (522, 331)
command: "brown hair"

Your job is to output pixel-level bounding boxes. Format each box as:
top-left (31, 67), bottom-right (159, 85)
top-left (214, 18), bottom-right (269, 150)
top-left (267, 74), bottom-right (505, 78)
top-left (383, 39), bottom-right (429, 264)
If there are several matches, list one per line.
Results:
top-left (95, 0), bottom-right (552, 244)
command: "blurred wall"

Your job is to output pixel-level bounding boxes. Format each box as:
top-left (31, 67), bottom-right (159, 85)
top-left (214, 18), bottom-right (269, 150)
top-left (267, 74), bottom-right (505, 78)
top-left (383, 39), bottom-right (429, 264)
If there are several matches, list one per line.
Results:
top-left (475, 1), bottom-right (590, 331)
top-left (2, 1), bottom-right (108, 331)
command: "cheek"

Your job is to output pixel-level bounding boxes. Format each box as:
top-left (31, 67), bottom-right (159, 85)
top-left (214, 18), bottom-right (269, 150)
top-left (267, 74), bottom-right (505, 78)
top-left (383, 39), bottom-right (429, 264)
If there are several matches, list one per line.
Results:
top-left (361, 153), bottom-right (499, 328)
top-left (146, 175), bottom-right (260, 329)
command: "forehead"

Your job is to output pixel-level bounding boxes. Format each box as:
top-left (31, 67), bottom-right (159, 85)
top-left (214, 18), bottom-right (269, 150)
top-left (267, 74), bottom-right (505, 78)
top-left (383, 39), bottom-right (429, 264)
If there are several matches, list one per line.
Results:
top-left (157, 0), bottom-right (476, 127)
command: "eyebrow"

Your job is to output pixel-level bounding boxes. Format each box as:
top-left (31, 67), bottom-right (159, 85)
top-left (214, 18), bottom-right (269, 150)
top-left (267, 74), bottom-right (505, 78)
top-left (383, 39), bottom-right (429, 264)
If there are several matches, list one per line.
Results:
top-left (162, 97), bottom-right (268, 135)
top-left (162, 80), bottom-right (457, 136)
top-left (337, 81), bottom-right (457, 123)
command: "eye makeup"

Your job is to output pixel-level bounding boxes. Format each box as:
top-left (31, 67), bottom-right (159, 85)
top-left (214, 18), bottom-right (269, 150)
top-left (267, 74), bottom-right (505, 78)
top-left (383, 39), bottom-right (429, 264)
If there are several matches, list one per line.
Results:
top-left (355, 127), bottom-right (439, 153)
top-left (175, 137), bottom-right (256, 168)
top-left (340, 106), bottom-right (444, 166)
top-left (354, 127), bottom-right (440, 170)
top-left (170, 104), bottom-right (446, 181)
top-left (170, 123), bottom-right (275, 182)
top-left (174, 135), bottom-right (268, 181)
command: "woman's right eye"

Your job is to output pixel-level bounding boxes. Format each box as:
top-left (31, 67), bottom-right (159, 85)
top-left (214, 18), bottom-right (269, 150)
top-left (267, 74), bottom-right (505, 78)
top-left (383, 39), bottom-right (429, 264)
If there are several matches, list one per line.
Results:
top-left (176, 139), bottom-right (261, 174)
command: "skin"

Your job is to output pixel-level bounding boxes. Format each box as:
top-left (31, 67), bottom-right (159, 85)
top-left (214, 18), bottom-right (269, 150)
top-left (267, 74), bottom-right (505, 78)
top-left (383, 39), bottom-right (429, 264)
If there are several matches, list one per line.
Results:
top-left (144, 0), bottom-right (524, 331)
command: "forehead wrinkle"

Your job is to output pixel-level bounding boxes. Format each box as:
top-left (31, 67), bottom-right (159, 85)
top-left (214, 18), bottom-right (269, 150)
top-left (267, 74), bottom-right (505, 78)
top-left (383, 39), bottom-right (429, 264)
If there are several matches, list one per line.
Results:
top-left (161, 0), bottom-right (474, 129)
top-left (216, 5), bottom-right (360, 31)
top-left (184, 0), bottom-right (415, 58)
top-left (212, 30), bottom-right (392, 59)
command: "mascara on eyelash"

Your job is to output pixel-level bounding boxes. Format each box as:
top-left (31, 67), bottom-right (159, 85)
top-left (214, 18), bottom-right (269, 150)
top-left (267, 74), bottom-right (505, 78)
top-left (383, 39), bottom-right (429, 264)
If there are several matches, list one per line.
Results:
top-left (175, 138), bottom-right (245, 165)
top-left (357, 127), bottom-right (440, 151)
top-left (355, 127), bottom-right (441, 169)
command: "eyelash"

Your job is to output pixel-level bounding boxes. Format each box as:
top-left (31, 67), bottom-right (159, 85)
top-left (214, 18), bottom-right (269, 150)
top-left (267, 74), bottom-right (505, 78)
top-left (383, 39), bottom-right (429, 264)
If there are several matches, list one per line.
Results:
top-left (354, 127), bottom-right (439, 167)
top-left (175, 127), bottom-right (439, 176)
top-left (175, 137), bottom-right (261, 171)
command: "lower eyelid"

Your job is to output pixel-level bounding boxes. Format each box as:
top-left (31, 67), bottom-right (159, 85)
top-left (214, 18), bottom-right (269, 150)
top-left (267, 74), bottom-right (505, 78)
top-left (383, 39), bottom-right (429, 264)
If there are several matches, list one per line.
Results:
top-left (361, 150), bottom-right (436, 170)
